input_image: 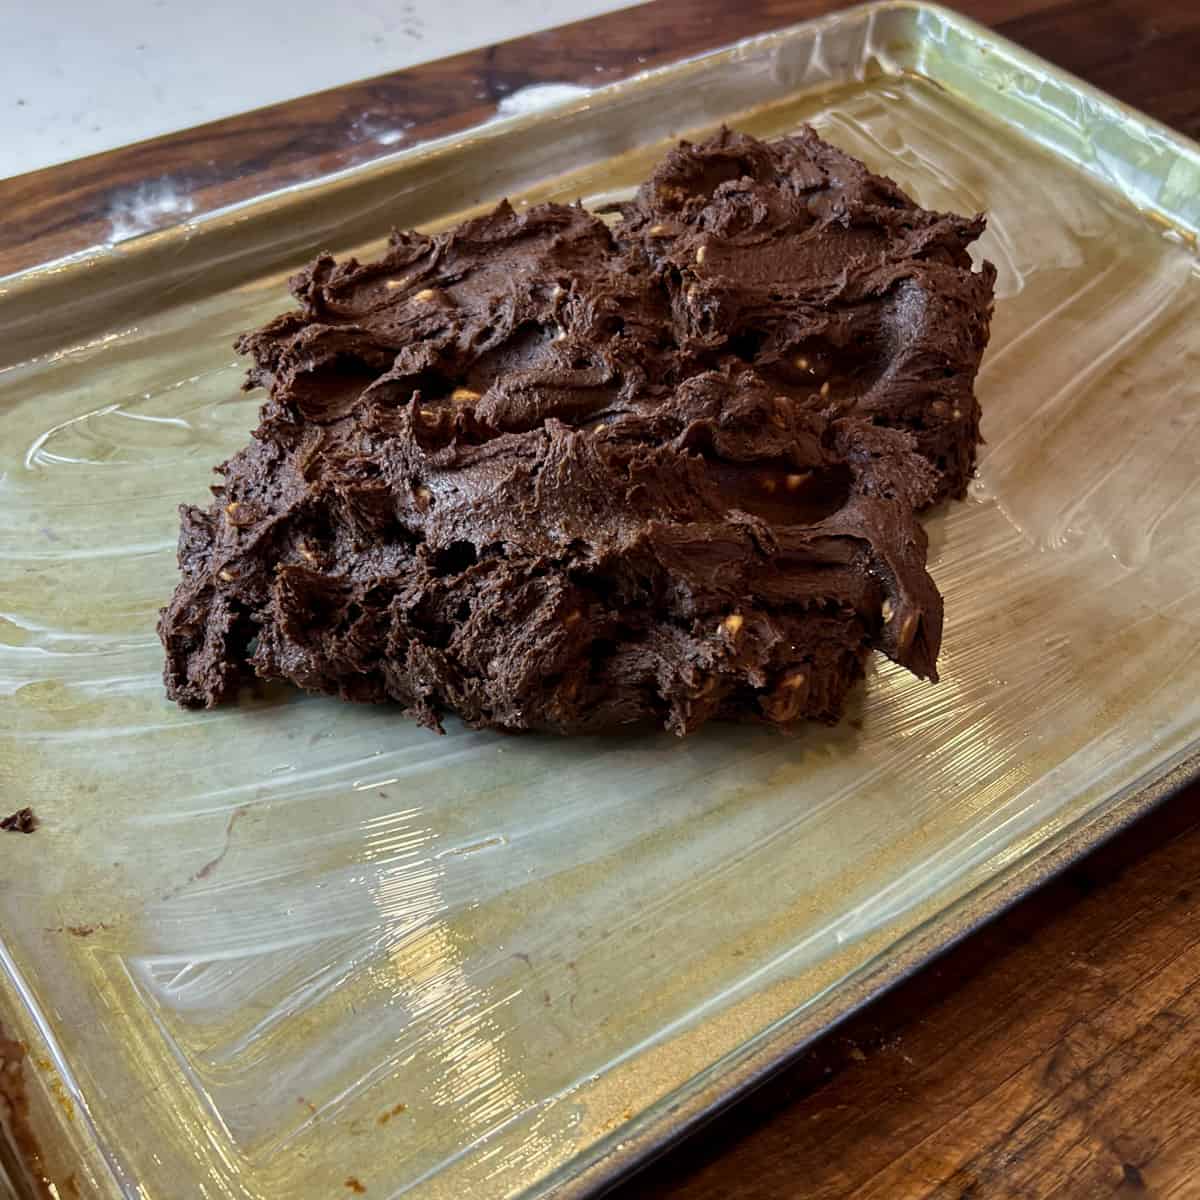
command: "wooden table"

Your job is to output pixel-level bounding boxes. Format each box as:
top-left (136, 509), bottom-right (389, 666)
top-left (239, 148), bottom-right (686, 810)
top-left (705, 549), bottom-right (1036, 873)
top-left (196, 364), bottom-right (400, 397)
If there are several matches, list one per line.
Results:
top-left (4, 1), bottom-right (1198, 1195)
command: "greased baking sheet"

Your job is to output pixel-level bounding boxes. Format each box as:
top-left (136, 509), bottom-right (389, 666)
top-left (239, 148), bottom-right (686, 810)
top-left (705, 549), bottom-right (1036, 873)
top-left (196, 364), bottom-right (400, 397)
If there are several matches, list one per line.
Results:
top-left (2, 4), bottom-right (1199, 1197)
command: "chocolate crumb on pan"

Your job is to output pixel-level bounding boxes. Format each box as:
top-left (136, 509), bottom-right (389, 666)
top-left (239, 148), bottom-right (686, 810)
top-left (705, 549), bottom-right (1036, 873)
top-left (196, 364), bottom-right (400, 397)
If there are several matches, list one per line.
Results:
top-left (159, 128), bottom-right (995, 735)
top-left (1, 808), bottom-right (38, 834)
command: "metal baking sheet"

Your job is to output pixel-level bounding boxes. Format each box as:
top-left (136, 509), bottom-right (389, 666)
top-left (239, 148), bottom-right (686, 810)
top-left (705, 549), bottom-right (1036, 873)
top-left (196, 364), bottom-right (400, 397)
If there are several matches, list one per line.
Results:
top-left (3, 4), bottom-right (1199, 1197)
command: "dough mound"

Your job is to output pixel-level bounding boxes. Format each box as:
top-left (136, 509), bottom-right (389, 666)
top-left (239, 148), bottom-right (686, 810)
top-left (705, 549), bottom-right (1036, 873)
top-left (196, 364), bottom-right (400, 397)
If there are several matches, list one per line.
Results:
top-left (159, 127), bottom-right (995, 735)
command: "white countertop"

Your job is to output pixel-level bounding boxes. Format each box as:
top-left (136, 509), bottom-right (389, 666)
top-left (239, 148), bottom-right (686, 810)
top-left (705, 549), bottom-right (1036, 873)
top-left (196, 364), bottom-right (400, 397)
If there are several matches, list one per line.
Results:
top-left (2, 0), bottom-right (634, 181)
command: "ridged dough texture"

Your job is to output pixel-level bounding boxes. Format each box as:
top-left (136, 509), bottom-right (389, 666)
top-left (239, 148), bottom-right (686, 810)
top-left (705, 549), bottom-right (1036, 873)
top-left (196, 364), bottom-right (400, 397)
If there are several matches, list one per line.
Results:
top-left (159, 128), bottom-right (996, 735)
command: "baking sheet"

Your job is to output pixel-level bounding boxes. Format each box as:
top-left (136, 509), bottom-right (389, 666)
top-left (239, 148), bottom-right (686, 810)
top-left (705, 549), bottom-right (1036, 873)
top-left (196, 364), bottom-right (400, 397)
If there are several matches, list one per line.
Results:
top-left (2, 4), bottom-right (1200, 1197)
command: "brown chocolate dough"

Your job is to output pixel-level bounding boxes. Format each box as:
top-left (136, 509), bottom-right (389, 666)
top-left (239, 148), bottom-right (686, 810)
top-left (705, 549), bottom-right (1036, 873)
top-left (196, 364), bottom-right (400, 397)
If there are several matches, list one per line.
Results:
top-left (159, 128), bottom-right (995, 735)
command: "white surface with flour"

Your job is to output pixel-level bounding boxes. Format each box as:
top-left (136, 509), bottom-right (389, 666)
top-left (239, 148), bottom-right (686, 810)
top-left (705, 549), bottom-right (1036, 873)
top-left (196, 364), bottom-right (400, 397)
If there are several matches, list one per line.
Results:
top-left (2, 0), bottom-right (634, 180)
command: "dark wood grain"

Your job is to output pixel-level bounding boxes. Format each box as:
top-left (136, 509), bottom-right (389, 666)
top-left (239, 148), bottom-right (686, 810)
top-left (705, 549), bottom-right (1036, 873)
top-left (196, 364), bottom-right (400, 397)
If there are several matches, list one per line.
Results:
top-left (4, 1), bottom-right (1199, 1197)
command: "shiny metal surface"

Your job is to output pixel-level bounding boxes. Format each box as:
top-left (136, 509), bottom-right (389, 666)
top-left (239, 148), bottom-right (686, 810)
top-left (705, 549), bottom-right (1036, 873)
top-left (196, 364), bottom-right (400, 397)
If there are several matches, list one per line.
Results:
top-left (1, 5), bottom-right (1198, 1197)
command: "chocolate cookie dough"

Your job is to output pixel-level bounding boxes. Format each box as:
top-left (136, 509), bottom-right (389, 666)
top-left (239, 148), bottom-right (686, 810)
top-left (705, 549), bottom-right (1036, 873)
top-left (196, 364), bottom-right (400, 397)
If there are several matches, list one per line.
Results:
top-left (159, 127), bottom-right (995, 735)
